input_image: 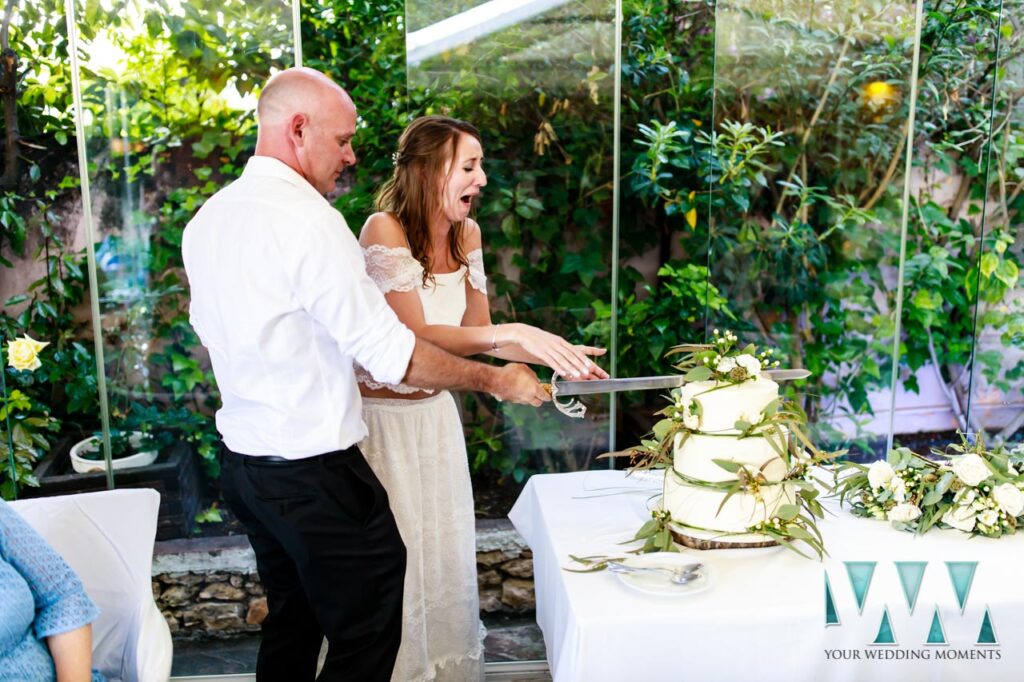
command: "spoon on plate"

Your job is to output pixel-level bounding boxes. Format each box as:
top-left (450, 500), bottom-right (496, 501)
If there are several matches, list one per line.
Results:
top-left (606, 560), bottom-right (703, 584)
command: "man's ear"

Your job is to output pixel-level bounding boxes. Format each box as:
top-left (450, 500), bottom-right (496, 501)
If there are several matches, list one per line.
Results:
top-left (289, 113), bottom-right (309, 147)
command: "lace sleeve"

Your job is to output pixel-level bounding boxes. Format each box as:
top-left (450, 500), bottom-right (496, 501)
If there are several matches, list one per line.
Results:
top-left (354, 363), bottom-right (435, 395)
top-left (466, 248), bottom-right (487, 294)
top-left (363, 244), bottom-right (424, 293)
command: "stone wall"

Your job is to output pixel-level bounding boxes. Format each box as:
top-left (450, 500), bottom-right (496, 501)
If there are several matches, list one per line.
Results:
top-left (152, 520), bottom-right (534, 639)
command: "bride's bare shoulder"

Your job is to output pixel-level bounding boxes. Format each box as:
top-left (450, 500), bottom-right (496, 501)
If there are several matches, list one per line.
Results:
top-left (461, 217), bottom-right (483, 251)
top-left (359, 212), bottom-right (408, 249)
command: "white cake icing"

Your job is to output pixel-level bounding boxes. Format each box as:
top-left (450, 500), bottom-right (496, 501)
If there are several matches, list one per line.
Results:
top-left (662, 378), bottom-right (795, 535)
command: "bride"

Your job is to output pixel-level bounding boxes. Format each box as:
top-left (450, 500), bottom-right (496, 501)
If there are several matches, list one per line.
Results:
top-left (355, 115), bottom-right (606, 681)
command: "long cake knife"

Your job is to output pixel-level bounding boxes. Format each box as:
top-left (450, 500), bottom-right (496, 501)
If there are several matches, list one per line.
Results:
top-left (542, 368), bottom-right (811, 397)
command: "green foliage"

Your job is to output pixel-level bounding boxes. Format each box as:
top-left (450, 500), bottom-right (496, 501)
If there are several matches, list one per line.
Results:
top-left (627, 0), bottom-right (1023, 452)
top-left (586, 263), bottom-right (733, 382)
top-left (1, 345), bottom-right (61, 499)
top-left (1, 0), bottom-right (1021, 503)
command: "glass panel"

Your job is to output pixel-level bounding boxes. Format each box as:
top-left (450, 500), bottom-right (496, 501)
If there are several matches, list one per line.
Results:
top-left (406, 0), bottom-right (618, 482)
top-left (709, 0), bottom-right (922, 459)
top-left (897, 0), bottom-right (1012, 454)
top-left (965, 0), bottom-right (1024, 448)
top-left (1, 0), bottom-right (87, 501)
top-left (64, 0), bottom-right (293, 506)
top-left (406, 0), bottom-right (617, 662)
top-left (615, 1), bottom-right (718, 449)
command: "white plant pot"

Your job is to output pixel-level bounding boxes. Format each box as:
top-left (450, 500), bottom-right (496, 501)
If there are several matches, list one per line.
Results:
top-left (69, 432), bottom-right (160, 474)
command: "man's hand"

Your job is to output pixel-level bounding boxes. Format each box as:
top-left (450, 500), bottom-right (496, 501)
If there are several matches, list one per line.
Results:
top-left (402, 338), bottom-right (551, 405)
top-left (491, 363), bottom-right (550, 406)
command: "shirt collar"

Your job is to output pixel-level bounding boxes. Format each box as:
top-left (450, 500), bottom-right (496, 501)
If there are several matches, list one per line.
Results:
top-left (242, 155), bottom-right (326, 201)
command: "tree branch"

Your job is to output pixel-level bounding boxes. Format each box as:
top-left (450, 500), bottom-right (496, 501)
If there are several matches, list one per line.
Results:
top-left (925, 326), bottom-right (983, 434)
top-left (0, 0), bottom-right (15, 48)
top-left (774, 36), bottom-right (852, 218)
top-left (862, 125), bottom-right (907, 211)
top-left (0, 0), bottom-right (20, 189)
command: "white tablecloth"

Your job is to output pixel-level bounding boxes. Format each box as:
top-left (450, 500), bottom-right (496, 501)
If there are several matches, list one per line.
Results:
top-left (509, 470), bottom-right (1024, 682)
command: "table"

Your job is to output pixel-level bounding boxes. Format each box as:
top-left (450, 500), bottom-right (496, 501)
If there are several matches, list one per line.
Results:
top-left (509, 470), bottom-right (1024, 681)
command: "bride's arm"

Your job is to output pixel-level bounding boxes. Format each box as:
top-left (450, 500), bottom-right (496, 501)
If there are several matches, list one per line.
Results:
top-left (357, 214), bottom-right (533, 364)
top-left (458, 223), bottom-right (607, 379)
top-left (359, 213), bottom-right (605, 379)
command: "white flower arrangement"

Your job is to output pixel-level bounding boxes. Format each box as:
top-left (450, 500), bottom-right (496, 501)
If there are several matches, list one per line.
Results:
top-left (678, 329), bottom-right (781, 385)
top-left (834, 435), bottom-right (1024, 539)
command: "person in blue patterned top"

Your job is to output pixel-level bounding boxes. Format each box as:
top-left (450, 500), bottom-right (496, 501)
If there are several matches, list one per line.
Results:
top-left (0, 499), bottom-right (105, 681)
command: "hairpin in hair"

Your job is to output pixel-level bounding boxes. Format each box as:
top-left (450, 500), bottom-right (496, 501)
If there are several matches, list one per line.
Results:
top-left (391, 151), bottom-right (401, 167)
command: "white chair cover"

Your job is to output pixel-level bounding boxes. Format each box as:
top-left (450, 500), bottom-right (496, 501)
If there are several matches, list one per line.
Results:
top-left (11, 488), bottom-right (172, 682)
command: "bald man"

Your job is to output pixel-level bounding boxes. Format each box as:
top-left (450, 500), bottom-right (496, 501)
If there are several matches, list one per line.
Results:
top-left (182, 67), bottom-right (548, 681)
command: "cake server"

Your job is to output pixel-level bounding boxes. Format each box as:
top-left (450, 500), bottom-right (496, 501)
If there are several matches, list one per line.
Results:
top-left (542, 368), bottom-right (811, 398)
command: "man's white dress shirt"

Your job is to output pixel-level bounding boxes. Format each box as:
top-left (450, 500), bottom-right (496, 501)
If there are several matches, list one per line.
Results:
top-left (182, 156), bottom-right (416, 458)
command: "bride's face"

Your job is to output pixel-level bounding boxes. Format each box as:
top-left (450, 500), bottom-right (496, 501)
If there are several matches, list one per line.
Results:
top-left (439, 133), bottom-right (487, 224)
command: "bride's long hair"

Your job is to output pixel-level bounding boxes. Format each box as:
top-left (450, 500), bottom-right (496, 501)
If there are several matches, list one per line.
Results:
top-left (375, 115), bottom-right (481, 285)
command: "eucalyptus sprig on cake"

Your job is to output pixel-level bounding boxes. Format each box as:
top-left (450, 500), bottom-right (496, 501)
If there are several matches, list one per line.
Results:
top-left (624, 331), bottom-right (838, 560)
top-left (668, 328), bottom-right (781, 386)
top-left (833, 434), bottom-right (1024, 538)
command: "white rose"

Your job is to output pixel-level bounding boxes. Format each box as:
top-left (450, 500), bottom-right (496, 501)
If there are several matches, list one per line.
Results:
top-left (888, 503), bottom-right (922, 523)
top-left (716, 356), bottom-right (737, 373)
top-left (889, 476), bottom-right (907, 503)
top-left (954, 487), bottom-right (976, 506)
top-left (978, 509), bottom-right (999, 527)
top-left (941, 505), bottom-right (977, 533)
top-left (952, 453), bottom-right (991, 487)
top-left (682, 408), bottom-right (700, 431)
top-left (672, 394), bottom-right (701, 430)
top-left (867, 460), bottom-right (895, 489)
top-left (735, 354), bottom-right (762, 376)
top-left (738, 410), bottom-right (762, 426)
top-left (6, 335), bottom-right (49, 372)
top-left (992, 483), bottom-right (1024, 517)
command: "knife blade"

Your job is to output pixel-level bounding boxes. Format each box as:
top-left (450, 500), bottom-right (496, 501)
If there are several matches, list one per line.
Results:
top-left (542, 368), bottom-right (811, 397)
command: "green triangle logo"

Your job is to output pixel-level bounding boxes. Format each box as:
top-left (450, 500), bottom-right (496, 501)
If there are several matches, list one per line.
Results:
top-left (825, 572), bottom-right (840, 626)
top-left (945, 562), bottom-right (978, 613)
top-left (895, 561), bottom-right (927, 614)
top-left (844, 562), bottom-right (877, 614)
top-left (977, 608), bottom-right (997, 645)
top-left (873, 607), bottom-right (897, 644)
top-left (926, 607), bottom-right (946, 645)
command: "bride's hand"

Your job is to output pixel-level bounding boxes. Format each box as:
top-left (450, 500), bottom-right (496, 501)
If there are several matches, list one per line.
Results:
top-left (573, 346), bottom-right (609, 380)
top-left (504, 323), bottom-right (607, 379)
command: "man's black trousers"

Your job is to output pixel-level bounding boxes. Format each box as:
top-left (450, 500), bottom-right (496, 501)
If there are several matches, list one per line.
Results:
top-left (220, 446), bottom-right (407, 681)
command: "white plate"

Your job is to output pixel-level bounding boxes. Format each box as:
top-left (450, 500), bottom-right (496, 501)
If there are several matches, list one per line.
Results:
top-left (613, 553), bottom-right (712, 597)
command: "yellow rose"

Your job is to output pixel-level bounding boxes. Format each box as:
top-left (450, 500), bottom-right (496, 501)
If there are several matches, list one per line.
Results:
top-left (6, 335), bottom-right (49, 372)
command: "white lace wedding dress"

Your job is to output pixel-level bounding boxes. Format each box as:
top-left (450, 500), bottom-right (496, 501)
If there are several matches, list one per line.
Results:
top-left (356, 245), bottom-right (487, 682)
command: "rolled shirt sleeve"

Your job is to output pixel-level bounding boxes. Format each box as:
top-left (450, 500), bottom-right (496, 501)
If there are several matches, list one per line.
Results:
top-left (292, 214), bottom-right (416, 386)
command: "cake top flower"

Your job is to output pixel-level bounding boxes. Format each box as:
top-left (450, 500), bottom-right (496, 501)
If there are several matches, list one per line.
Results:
top-left (670, 329), bottom-right (782, 385)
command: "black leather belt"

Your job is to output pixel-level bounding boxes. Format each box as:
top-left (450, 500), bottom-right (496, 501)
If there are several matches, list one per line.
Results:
top-left (224, 448), bottom-right (358, 465)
